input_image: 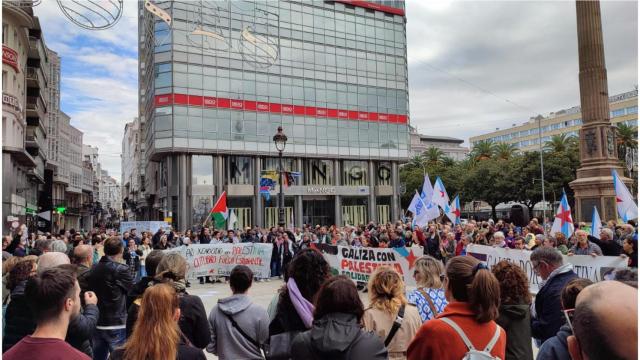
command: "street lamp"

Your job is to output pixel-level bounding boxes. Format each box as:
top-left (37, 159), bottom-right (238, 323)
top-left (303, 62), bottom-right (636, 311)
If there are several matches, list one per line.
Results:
top-left (273, 126), bottom-right (288, 227)
top-left (536, 115), bottom-right (547, 230)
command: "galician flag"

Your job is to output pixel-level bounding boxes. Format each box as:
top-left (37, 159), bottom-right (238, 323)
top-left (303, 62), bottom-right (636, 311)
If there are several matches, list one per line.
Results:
top-left (414, 190), bottom-right (439, 227)
top-left (431, 176), bottom-right (450, 210)
top-left (590, 206), bottom-right (602, 239)
top-left (227, 208), bottom-right (237, 230)
top-left (550, 191), bottom-right (574, 238)
top-left (210, 191), bottom-right (228, 229)
top-left (444, 195), bottom-right (461, 225)
top-left (612, 169), bottom-right (638, 222)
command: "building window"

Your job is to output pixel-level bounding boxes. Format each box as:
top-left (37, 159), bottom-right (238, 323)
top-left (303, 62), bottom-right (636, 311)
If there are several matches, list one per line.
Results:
top-left (304, 159), bottom-right (333, 185)
top-left (627, 106), bottom-right (638, 115)
top-left (612, 109), bottom-right (625, 117)
top-left (342, 160), bottom-right (367, 186)
top-left (227, 156), bottom-right (252, 185)
top-left (191, 155), bottom-right (213, 185)
top-left (263, 157), bottom-right (296, 172)
top-left (2, 71), bottom-right (6, 91)
top-left (192, 195), bottom-right (212, 228)
top-left (2, 24), bottom-right (7, 44)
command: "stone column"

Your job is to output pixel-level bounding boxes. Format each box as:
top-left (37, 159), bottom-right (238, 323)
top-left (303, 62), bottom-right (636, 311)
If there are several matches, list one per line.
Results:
top-left (391, 161), bottom-right (399, 222)
top-left (368, 160), bottom-right (377, 223)
top-left (253, 156), bottom-right (263, 228)
top-left (296, 158), bottom-right (303, 228)
top-left (177, 154), bottom-right (188, 231)
top-left (334, 159), bottom-right (342, 226)
top-left (569, 0), bottom-right (632, 222)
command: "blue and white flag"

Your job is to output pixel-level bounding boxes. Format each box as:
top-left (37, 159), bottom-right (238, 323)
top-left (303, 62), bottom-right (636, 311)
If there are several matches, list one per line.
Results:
top-left (550, 191), bottom-right (574, 238)
top-left (444, 195), bottom-right (461, 225)
top-left (431, 176), bottom-right (450, 210)
top-left (613, 169), bottom-right (638, 222)
top-left (590, 206), bottom-right (602, 239)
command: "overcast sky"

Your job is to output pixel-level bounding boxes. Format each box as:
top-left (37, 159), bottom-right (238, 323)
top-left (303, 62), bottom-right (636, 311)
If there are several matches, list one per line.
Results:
top-left (35, 0), bottom-right (638, 181)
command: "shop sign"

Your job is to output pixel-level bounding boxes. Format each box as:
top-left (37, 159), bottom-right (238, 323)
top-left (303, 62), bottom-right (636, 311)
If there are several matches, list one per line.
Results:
top-left (307, 186), bottom-right (336, 194)
top-left (2, 45), bottom-right (19, 72)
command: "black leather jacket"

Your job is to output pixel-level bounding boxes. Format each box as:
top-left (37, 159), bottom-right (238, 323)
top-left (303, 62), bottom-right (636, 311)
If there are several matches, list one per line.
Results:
top-left (88, 256), bottom-right (133, 327)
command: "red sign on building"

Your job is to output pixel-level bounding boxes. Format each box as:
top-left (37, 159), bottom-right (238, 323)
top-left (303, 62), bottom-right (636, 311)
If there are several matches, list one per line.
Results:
top-left (2, 45), bottom-right (19, 73)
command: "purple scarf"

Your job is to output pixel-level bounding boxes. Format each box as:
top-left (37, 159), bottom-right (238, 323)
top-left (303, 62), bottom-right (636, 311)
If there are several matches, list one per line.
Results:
top-left (287, 278), bottom-right (314, 329)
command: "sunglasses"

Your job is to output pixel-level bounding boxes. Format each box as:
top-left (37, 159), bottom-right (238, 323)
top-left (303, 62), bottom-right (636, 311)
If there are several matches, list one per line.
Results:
top-left (563, 308), bottom-right (575, 332)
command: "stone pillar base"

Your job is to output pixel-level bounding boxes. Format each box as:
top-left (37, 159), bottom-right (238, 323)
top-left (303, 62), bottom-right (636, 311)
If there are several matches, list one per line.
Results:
top-left (569, 165), bottom-right (633, 222)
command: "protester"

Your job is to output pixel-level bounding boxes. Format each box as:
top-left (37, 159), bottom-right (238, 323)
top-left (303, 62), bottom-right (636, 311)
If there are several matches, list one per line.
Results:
top-left (530, 247), bottom-right (578, 344)
top-left (588, 228), bottom-right (621, 256)
top-left (127, 253), bottom-right (210, 348)
top-left (407, 255), bottom-right (448, 322)
top-left (88, 236), bottom-right (133, 360)
top-left (207, 265), bottom-right (269, 359)
top-left (291, 275), bottom-right (387, 359)
top-left (126, 250), bottom-right (164, 309)
top-left (440, 232), bottom-right (456, 262)
top-left (3, 258), bottom-right (38, 352)
top-left (537, 278), bottom-right (593, 360)
top-left (568, 230), bottom-right (603, 256)
top-left (554, 232), bottom-right (569, 255)
top-left (407, 256), bottom-right (506, 360)
top-left (73, 245), bottom-right (93, 294)
top-left (137, 236), bottom-right (153, 277)
top-left (363, 266), bottom-right (421, 359)
top-left (37, 251), bottom-right (70, 273)
top-left (492, 260), bottom-right (533, 360)
top-left (622, 236), bottom-right (638, 268)
top-left (3, 267), bottom-right (89, 360)
top-left (567, 281), bottom-right (638, 360)
top-left (111, 284), bottom-right (206, 360)
top-left (269, 248), bottom-right (331, 358)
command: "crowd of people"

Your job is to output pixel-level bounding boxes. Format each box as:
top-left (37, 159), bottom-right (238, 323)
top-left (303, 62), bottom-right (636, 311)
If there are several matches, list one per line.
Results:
top-left (1, 215), bottom-right (638, 360)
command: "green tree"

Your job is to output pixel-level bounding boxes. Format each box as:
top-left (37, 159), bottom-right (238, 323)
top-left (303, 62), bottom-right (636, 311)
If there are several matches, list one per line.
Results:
top-left (544, 134), bottom-right (578, 153)
top-left (424, 147), bottom-right (445, 166)
top-left (407, 154), bottom-right (426, 169)
top-left (471, 140), bottom-right (496, 161)
top-left (616, 123), bottom-right (638, 169)
top-left (441, 156), bottom-right (456, 168)
top-left (494, 143), bottom-right (518, 160)
top-left (463, 158), bottom-right (514, 219)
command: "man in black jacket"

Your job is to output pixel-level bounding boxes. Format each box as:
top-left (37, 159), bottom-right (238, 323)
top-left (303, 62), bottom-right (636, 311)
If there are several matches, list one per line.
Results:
top-left (88, 236), bottom-right (133, 360)
top-left (588, 228), bottom-right (622, 257)
top-left (530, 247), bottom-right (578, 345)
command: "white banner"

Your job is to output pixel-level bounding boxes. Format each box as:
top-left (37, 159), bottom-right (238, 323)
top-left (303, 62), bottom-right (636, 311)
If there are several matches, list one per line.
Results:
top-left (313, 244), bottom-right (424, 286)
top-left (164, 243), bottom-right (273, 279)
top-left (467, 244), bottom-right (628, 293)
top-left (120, 221), bottom-right (170, 234)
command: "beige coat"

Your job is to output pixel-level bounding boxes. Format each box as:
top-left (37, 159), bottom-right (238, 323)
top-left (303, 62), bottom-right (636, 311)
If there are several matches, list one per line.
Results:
top-left (363, 304), bottom-right (422, 360)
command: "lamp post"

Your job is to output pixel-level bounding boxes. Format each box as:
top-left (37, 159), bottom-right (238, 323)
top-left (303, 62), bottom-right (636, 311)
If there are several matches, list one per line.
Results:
top-left (273, 126), bottom-right (288, 227)
top-left (536, 115), bottom-right (547, 229)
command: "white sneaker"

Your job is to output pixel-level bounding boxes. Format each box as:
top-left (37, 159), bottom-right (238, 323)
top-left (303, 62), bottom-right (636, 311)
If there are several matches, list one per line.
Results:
top-left (266, 278), bottom-right (271, 282)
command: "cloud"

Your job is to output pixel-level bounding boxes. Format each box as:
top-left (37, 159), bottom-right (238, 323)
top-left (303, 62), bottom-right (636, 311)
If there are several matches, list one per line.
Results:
top-left (406, 0), bottom-right (638, 145)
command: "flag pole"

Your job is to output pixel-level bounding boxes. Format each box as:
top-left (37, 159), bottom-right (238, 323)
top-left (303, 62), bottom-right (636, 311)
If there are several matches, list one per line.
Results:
top-left (202, 195), bottom-right (216, 228)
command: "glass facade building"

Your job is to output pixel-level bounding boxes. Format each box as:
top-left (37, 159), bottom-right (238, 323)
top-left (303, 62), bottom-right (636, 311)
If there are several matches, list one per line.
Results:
top-left (139, 0), bottom-right (409, 230)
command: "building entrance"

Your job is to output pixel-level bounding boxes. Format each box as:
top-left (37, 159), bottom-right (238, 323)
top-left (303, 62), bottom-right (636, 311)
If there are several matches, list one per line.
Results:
top-left (302, 199), bottom-right (334, 226)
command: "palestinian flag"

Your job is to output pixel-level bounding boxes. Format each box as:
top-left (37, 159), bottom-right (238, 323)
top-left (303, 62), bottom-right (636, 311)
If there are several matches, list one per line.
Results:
top-left (210, 191), bottom-right (228, 229)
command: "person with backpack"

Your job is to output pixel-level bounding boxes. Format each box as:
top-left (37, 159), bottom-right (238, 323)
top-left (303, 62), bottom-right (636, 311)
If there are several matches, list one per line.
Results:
top-left (407, 256), bottom-right (448, 322)
top-left (207, 265), bottom-right (269, 360)
top-left (407, 256), bottom-right (506, 360)
top-left (363, 267), bottom-right (422, 360)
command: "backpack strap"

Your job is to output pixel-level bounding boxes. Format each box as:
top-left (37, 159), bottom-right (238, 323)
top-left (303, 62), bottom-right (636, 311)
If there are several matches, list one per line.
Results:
top-left (417, 288), bottom-right (439, 318)
top-left (223, 311), bottom-right (262, 350)
top-left (439, 317), bottom-right (476, 351)
top-left (483, 324), bottom-right (502, 353)
top-left (384, 304), bottom-right (406, 347)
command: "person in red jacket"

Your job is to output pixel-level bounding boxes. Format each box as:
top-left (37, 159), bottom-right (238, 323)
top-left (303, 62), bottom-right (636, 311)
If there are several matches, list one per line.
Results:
top-left (407, 256), bottom-right (507, 360)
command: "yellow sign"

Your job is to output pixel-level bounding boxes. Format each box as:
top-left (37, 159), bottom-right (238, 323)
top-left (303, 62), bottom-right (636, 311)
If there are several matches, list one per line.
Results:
top-left (164, 217), bottom-right (172, 223)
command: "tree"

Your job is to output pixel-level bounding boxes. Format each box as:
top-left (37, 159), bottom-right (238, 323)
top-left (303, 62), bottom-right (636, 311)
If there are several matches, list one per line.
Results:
top-left (463, 158), bottom-right (515, 219)
top-left (616, 123), bottom-right (638, 168)
top-left (424, 147), bottom-right (445, 166)
top-left (494, 143), bottom-right (518, 160)
top-left (471, 140), bottom-right (496, 161)
top-left (441, 156), bottom-right (456, 168)
top-left (544, 134), bottom-right (578, 153)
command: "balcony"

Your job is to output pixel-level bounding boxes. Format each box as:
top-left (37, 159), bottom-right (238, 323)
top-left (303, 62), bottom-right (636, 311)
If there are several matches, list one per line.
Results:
top-left (26, 95), bottom-right (46, 124)
top-left (26, 66), bottom-right (47, 91)
top-left (28, 36), bottom-right (44, 60)
top-left (25, 125), bottom-right (46, 153)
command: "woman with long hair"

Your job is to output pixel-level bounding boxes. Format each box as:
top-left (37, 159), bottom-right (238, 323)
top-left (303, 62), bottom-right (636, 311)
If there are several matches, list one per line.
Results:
top-left (407, 256), bottom-right (448, 322)
top-left (268, 248), bottom-right (331, 358)
top-left (363, 267), bottom-right (422, 360)
top-left (408, 256), bottom-right (506, 360)
top-left (126, 253), bottom-right (210, 349)
top-left (111, 284), bottom-right (205, 360)
top-left (491, 260), bottom-right (533, 360)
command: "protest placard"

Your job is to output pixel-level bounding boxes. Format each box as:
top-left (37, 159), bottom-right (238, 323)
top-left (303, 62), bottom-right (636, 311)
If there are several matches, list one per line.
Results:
top-left (164, 243), bottom-right (273, 279)
top-left (313, 244), bottom-right (423, 286)
top-left (467, 244), bottom-right (628, 293)
top-left (120, 221), bottom-right (170, 234)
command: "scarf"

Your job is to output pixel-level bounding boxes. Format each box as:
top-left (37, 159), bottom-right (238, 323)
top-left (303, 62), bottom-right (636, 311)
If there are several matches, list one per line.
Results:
top-left (287, 278), bottom-right (314, 329)
top-left (539, 263), bottom-right (574, 289)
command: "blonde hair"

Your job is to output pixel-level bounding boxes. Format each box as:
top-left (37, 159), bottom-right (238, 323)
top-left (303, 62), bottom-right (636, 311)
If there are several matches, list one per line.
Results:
top-left (414, 255), bottom-right (444, 288)
top-left (155, 253), bottom-right (187, 281)
top-left (368, 266), bottom-right (407, 314)
top-left (123, 284), bottom-right (180, 360)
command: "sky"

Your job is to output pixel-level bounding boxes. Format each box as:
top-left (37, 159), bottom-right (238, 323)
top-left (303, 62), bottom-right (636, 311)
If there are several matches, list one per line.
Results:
top-left (34, 0), bottom-right (638, 181)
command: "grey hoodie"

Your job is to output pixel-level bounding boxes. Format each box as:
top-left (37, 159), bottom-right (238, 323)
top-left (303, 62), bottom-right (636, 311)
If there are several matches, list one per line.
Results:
top-left (207, 294), bottom-right (269, 360)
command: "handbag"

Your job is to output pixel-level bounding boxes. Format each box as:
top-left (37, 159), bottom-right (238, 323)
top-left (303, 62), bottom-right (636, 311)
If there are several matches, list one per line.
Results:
top-left (265, 330), bottom-right (300, 360)
top-left (384, 304), bottom-right (406, 347)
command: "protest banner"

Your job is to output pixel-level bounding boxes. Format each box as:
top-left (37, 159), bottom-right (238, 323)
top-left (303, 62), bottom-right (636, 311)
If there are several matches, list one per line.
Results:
top-left (120, 221), bottom-right (170, 234)
top-left (164, 243), bottom-right (273, 279)
top-left (467, 244), bottom-right (628, 293)
top-left (313, 244), bottom-right (423, 286)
